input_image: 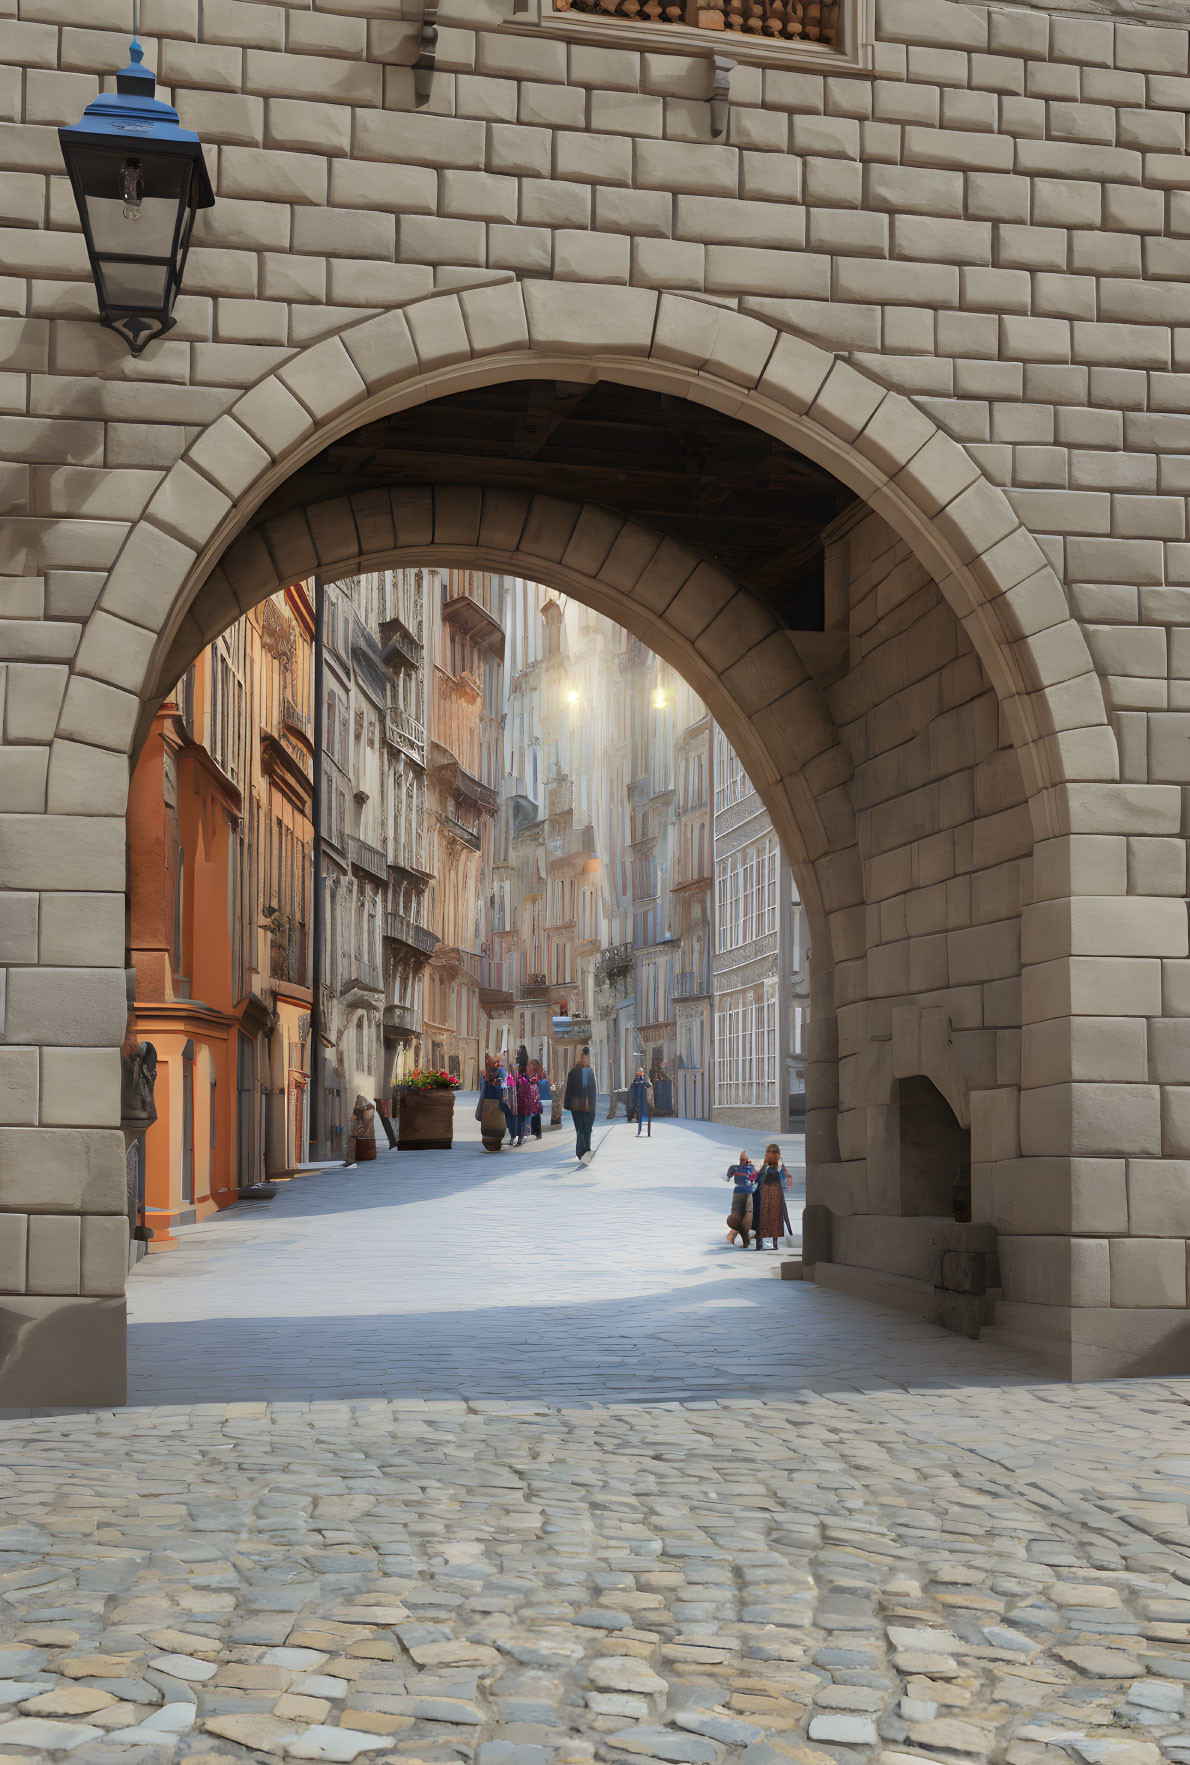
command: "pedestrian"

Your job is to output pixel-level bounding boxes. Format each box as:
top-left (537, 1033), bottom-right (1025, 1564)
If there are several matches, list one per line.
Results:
top-left (513, 1060), bottom-right (537, 1147)
top-left (627, 1066), bottom-right (653, 1137)
top-left (725, 1150), bottom-right (757, 1246)
top-left (754, 1141), bottom-right (793, 1250)
top-left (496, 1058), bottom-right (517, 1145)
top-left (478, 1055), bottom-right (508, 1150)
top-left (348, 1095), bottom-right (377, 1164)
top-left (529, 1060), bottom-right (546, 1138)
top-left (563, 1045), bottom-right (598, 1164)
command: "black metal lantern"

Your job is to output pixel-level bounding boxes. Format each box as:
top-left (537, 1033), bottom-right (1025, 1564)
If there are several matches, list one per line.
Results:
top-left (58, 39), bottom-right (214, 356)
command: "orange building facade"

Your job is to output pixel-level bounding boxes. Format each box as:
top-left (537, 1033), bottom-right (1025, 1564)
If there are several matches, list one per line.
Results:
top-left (126, 584), bottom-right (316, 1249)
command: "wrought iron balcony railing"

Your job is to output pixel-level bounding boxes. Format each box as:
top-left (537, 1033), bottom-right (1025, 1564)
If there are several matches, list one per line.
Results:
top-left (348, 836), bottom-right (388, 885)
top-left (384, 707), bottom-right (426, 765)
top-left (383, 1002), bottom-right (421, 1037)
top-left (384, 913), bottom-right (439, 959)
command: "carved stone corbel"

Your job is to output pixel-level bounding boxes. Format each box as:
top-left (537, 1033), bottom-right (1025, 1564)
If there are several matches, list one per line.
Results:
top-left (709, 55), bottom-right (735, 139)
top-left (414, 0), bottom-right (440, 105)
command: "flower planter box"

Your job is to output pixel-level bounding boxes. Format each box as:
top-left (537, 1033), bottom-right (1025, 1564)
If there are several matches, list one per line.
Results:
top-left (398, 1087), bottom-right (455, 1151)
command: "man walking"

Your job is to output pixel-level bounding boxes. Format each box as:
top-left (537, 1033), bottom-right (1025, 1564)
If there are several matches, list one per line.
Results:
top-left (628, 1067), bottom-right (652, 1138)
top-left (564, 1046), bottom-right (598, 1164)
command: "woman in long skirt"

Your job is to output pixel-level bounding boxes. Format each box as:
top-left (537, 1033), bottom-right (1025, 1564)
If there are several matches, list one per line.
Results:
top-left (754, 1141), bottom-right (793, 1250)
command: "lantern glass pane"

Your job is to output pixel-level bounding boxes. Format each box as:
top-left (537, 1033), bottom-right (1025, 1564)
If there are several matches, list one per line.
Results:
top-left (97, 259), bottom-right (169, 307)
top-left (86, 193), bottom-right (184, 258)
top-left (72, 147), bottom-right (192, 258)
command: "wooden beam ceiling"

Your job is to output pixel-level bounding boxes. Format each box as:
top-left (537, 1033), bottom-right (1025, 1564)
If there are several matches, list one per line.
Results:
top-left (257, 380), bottom-right (857, 630)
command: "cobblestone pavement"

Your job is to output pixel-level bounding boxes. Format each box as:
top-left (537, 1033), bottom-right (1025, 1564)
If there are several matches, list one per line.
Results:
top-left (5, 1114), bottom-right (1190, 1764)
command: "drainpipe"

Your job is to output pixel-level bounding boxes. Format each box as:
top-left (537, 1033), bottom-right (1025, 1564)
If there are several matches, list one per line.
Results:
top-left (309, 571), bottom-right (325, 1157)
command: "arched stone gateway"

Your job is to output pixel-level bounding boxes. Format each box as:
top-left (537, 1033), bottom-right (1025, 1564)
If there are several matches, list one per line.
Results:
top-left (5, 277), bottom-right (1187, 1401)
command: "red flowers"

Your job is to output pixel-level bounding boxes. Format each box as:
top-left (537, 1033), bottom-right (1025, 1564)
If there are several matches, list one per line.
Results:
top-left (404, 1068), bottom-right (461, 1092)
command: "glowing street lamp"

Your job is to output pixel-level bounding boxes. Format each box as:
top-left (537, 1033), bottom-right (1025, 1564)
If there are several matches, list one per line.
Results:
top-left (58, 37), bottom-right (214, 356)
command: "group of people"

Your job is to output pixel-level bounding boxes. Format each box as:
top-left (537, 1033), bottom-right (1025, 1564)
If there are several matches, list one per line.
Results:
top-left (479, 1044), bottom-right (661, 1169)
top-left (725, 1144), bottom-right (794, 1250)
top-left (480, 1047), bottom-right (553, 1146)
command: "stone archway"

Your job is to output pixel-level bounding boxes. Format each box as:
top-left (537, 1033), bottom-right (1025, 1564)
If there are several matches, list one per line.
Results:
top-left (11, 283), bottom-right (1144, 1404)
top-left (77, 285), bottom-right (1112, 827)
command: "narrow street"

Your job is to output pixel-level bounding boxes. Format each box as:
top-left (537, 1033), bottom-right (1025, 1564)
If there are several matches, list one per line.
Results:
top-left (4, 1121), bottom-right (1190, 1761)
top-left (124, 1108), bottom-right (1018, 1407)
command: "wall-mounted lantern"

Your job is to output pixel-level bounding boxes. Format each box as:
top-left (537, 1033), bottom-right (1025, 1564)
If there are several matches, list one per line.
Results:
top-left (58, 38), bottom-right (214, 357)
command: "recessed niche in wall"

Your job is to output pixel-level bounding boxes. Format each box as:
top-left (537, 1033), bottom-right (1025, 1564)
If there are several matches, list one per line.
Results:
top-left (898, 1075), bottom-right (970, 1221)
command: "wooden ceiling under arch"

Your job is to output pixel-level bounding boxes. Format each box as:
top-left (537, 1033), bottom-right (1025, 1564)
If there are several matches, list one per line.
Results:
top-left (263, 378), bottom-right (858, 633)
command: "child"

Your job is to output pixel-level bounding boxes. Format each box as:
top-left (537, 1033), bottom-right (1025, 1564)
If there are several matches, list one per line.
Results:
top-left (725, 1151), bottom-right (758, 1247)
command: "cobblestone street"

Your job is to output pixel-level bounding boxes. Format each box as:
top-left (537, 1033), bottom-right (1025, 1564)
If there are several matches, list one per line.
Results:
top-left (3, 1116), bottom-right (1190, 1764)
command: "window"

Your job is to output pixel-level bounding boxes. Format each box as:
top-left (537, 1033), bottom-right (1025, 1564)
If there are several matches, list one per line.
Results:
top-left (714, 729), bottom-right (750, 813)
top-left (716, 839), bottom-right (778, 952)
top-left (715, 993), bottom-right (778, 1108)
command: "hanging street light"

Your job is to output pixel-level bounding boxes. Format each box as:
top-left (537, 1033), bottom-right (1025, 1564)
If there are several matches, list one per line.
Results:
top-left (58, 37), bottom-right (214, 356)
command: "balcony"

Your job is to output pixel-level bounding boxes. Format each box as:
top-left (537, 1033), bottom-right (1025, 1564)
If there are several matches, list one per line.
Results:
top-left (269, 919), bottom-right (309, 987)
top-left (672, 863), bottom-right (712, 893)
top-left (443, 588), bottom-right (505, 661)
top-left (342, 963), bottom-right (383, 1001)
top-left (548, 777), bottom-right (572, 818)
top-left (348, 836), bottom-right (388, 886)
top-left (435, 946), bottom-right (481, 982)
top-left (281, 696), bottom-right (311, 744)
top-left (596, 942), bottom-right (633, 980)
top-left (674, 970), bottom-right (709, 1000)
top-left (522, 973), bottom-right (552, 998)
top-left (430, 742), bottom-right (499, 817)
top-left (479, 956), bottom-right (514, 1009)
top-left (443, 811), bottom-right (481, 851)
top-left (383, 1002), bottom-right (421, 1039)
top-left (260, 731), bottom-right (312, 810)
top-left (384, 912), bottom-right (439, 961)
top-left (385, 707), bottom-right (426, 767)
top-left (547, 824), bottom-right (596, 871)
top-left (379, 615), bottom-right (422, 674)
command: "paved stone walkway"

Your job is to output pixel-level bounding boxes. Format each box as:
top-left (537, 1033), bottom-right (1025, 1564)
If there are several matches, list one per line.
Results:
top-left (5, 1112), bottom-right (1190, 1764)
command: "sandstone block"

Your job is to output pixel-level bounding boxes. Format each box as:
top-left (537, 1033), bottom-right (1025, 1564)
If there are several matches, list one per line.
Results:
top-left (524, 281), bottom-right (656, 357)
top-left (57, 676), bottom-right (139, 754)
top-left (555, 230), bottom-right (629, 284)
top-left (674, 193), bottom-right (803, 249)
top-left (1126, 1158), bottom-right (1190, 1236)
top-left (0, 1047), bottom-right (36, 1128)
top-left (40, 1048), bottom-right (121, 1129)
top-left (3, 966), bottom-right (126, 1047)
top-left (0, 1211), bottom-right (28, 1289)
top-left (80, 1213), bottom-right (128, 1295)
top-left (632, 237), bottom-right (704, 291)
top-left (1020, 1082), bottom-right (1161, 1158)
top-left (520, 180), bottom-right (591, 229)
top-left (1110, 1236), bottom-right (1187, 1307)
top-left (26, 1213), bottom-right (81, 1296)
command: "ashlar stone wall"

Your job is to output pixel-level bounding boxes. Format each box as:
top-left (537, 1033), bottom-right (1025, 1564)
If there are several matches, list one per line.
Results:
top-left (3, 0), bottom-right (1190, 1393)
top-left (809, 509), bottom-right (1034, 1303)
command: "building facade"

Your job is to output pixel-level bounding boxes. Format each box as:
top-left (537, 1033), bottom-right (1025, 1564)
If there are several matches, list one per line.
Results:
top-left (314, 568), bottom-right (438, 1155)
top-left (126, 583), bottom-right (315, 1246)
top-left (492, 588), bottom-right (713, 1114)
top-left (712, 727), bottom-right (811, 1133)
top-left (424, 569), bottom-right (505, 1090)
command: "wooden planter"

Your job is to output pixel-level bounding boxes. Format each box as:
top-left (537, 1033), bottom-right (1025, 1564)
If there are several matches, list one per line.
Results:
top-left (397, 1088), bottom-right (455, 1151)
